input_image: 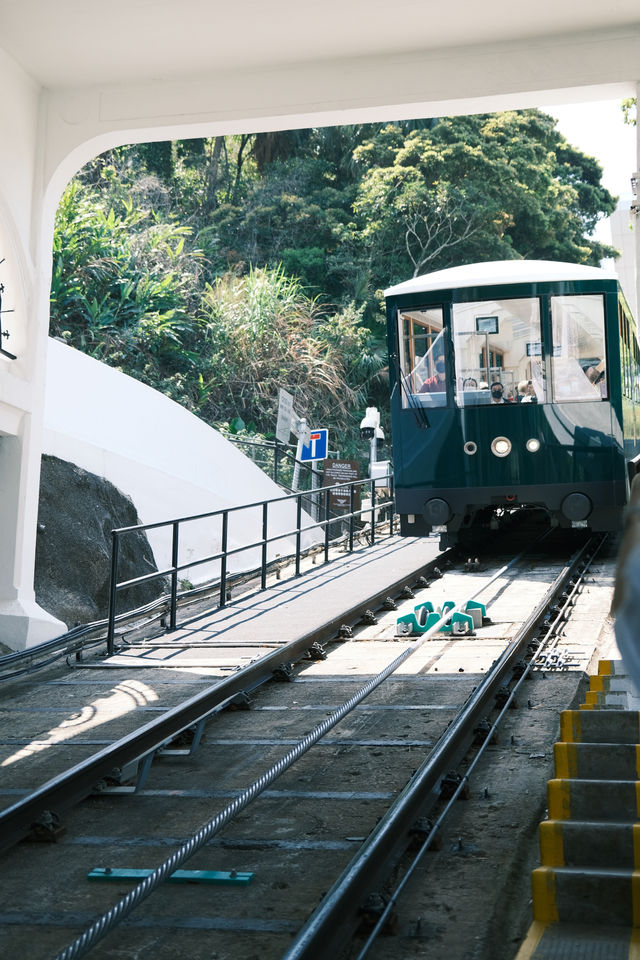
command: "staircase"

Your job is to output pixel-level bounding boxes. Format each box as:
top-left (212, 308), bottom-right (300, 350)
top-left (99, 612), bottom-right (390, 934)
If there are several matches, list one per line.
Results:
top-left (516, 659), bottom-right (640, 959)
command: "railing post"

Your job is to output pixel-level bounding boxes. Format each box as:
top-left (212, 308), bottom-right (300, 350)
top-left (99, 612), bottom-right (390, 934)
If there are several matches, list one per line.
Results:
top-left (295, 494), bottom-right (302, 576)
top-left (389, 474), bottom-right (395, 536)
top-left (273, 439), bottom-right (280, 484)
top-left (170, 521), bottom-right (179, 632)
top-left (370, 478), bottom-right (376, 545)
top-left (107, 531), bottom-right (120, 656)
top-left (349, 483), bottom-right (355, 552)
top-left (324, 488), bottom-right (330, 563)
top-left (219, 511), bottom-right (229, 607)
top-left (261, 501), bottom-right (268, 590)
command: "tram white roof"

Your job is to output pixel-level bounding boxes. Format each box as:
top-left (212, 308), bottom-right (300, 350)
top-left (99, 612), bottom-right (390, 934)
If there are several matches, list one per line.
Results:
top-left (384, 260), bottom-right (618, 298)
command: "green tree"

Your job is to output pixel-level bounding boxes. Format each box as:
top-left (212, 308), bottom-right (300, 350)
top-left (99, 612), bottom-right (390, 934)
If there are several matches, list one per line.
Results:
top-left (350, 111), bottom-right (617, 293)
top-left (50, 108), bottom-right (620, 448)
top-left (50, 178), bottom-right (204, 404)
top-left (196, 266), bottom-right (386, 444)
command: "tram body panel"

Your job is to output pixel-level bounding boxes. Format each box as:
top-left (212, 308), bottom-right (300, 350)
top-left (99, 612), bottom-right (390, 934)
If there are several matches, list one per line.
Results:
top-left (386, 261), bottom-right (639, 545)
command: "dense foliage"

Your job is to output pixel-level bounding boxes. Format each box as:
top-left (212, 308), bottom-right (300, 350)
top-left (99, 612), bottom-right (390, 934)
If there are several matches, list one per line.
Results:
top-left (50, 110), bottom-right (618, 455)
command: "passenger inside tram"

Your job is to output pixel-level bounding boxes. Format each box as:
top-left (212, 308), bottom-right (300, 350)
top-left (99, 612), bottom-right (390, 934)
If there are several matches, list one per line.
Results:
top-left (397, 293), bottom-right (608, 409)
top-left (452, 296), bottom-right (543, 407)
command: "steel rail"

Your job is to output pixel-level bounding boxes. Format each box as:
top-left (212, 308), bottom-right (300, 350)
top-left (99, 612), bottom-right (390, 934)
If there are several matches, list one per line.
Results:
top-left (351, 533), bottom-right (607, 959)
top-left (52, 548), bottom-right (528, 960)
top-left (282, 535), bottom-right (599, 960)
top-left (0, 550), bottom-right (451, 857)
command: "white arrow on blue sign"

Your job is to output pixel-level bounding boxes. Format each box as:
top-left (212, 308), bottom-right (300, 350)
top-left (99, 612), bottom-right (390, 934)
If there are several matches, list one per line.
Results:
top-left (299, 429), bottom-right (328, 462)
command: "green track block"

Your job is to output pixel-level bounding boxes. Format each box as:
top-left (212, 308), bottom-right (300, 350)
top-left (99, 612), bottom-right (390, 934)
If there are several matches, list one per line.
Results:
top-left (396, 601), bottom-right (435, 635)
top-left (88, 867), bottom-right (253, 886)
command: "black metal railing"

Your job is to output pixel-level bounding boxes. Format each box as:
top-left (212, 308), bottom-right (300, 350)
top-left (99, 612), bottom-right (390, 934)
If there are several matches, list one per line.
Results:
top-left (106, 474), bottom-right (394, 654)
top-left (222, 434), bottom-right (342, 492)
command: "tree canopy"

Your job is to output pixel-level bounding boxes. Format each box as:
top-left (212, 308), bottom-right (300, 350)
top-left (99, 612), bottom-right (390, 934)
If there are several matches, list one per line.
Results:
top-left (50, 109), bottom-right (618, 457)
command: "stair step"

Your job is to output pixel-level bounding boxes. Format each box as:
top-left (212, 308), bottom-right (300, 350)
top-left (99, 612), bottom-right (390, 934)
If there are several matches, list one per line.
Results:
top-left (540, 820), bottom-right (640, 869)
top-left (554, 742), bottom-right (640, 781)
top-left (597, 660), bottom-right (630, 678)
top-left (548, 778), bottom-right (640, 822)
top-left (515, 921), bottom-right (640, 959)
top-left (589, 674), bottom-right (638, 694)
top-left (561, 710), bottom-right (640, 744)
top-left (532, 866), bottom-right (640, 926)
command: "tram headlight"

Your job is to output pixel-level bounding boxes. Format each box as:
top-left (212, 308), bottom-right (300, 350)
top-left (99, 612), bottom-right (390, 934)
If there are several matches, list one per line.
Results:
top-left (463, 440), bottom-right (477, 456)
top-left (491, 436), bottom-right (512, 458)
top-left (526, 438), bottom-right (541, 453)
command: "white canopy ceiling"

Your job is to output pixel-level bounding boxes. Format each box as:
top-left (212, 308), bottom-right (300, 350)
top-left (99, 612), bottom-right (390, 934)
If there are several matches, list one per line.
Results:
top-left (2, 0), bottom-right (639, 89)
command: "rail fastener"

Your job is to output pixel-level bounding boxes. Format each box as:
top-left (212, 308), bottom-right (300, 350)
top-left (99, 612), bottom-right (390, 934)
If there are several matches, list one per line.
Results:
top-left (396, 600), bottom-right (487, 637)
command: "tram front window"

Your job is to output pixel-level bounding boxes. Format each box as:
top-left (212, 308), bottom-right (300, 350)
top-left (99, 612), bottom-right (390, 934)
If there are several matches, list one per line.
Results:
top-left (550, 295), bottom-right (607, 401)
top-left (451, 297), bottom-right (545, 406)
top-left (397, 306), bottom-right (447, 408)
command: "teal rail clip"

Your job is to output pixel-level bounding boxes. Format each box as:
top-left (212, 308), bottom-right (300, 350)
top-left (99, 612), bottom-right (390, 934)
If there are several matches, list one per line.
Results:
top-left (396, 600), bottom-right (486, 637)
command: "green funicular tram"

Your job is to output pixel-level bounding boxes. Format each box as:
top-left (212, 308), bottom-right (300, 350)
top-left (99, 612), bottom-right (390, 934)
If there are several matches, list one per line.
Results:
top-left (385, 260), bottom-right (640, 548)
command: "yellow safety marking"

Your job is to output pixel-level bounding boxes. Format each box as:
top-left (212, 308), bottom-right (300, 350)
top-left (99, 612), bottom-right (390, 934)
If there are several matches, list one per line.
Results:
top-left (635, 782), bottom-right (640, 820)
top-left (513, 921), bottom-right (547, 960)
top-left (633, 825), bottom-right (640, 871)
top-left (554, 743), bottom-right (578, 779)
top-left (629, 928), bottom-right (640, 959)
top-left (539, 821), bottom-right (564, 866)
top-left (548, 779), bottom-right (571, 820)
top-left (531, 868), bottom-right (558, 923)
top-left (560, 711), bottom-right (580, 743)
top-left (584, 691), bottom-right (600, 707)
top-left (598, 660), bottom-right (613, 675)
top-left (636, 746), bottom-right (640, 781)
top-left (580, 702), bottom-right (594, 711)
top-left (632, 872), bottom-right (640, 928)
top-left (589, 674), bottom-right (605, 692)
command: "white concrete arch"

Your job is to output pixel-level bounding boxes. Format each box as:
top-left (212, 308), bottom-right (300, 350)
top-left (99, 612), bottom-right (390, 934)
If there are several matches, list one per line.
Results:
top-left (0, 2), bottom-right (638, 648)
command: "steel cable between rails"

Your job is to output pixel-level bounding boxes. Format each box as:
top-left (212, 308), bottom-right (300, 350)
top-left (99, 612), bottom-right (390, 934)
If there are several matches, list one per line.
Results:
top-left (351, 533), bottom-right (606, 960)
top-left (53, 551), bottom-right (527, 960)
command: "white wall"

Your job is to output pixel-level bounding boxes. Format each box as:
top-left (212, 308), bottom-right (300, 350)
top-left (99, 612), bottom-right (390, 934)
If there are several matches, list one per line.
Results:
top-left (43, 339), bottom-right (318, 587)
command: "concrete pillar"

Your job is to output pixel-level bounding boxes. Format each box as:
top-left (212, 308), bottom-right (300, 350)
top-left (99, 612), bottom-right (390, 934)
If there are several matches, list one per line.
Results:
top-left (0, 52), bottom-right (66, 650)
top-left (636, 82), bottom-right (640, 333)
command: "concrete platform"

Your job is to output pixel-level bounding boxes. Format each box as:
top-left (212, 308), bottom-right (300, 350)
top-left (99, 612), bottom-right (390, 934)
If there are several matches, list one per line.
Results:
top-left (106, 534), bottom-right (441, 668)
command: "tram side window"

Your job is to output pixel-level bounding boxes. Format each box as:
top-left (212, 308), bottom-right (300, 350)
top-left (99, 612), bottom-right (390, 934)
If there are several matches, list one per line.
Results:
top-left (451, 297), bottom-right (544, 406)
top-left (619, 301), bottom-right (640, 403)
top-left (550, 295), bottom-right (607, 401)
top-left (397, 307), bottom-right (447, 408)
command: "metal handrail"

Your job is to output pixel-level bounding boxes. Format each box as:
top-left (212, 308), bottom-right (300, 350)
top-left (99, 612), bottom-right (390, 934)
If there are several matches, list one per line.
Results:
top-left (107, 474), bottom-right (394, 653)
top-left (221, 434), bottom-right (337, 489)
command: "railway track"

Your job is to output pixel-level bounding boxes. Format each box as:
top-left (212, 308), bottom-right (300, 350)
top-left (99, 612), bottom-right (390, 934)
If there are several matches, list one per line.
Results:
top-left (0, 526), bottom-right (617, 960)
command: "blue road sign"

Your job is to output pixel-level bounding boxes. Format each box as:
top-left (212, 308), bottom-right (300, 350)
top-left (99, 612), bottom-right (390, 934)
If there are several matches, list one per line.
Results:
top-left (299, 428), bottom-right (328, 462)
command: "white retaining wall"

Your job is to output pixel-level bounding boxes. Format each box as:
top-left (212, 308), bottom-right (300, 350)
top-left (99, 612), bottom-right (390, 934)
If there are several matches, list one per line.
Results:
top-left (43, 338), bottom-right (317, 586)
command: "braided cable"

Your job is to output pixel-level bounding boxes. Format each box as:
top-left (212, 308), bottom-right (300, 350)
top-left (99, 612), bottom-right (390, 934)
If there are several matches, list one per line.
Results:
top-left (55, 630), bottom-right (435, 959)
top-left (55, 556), bottom-right (517, 959)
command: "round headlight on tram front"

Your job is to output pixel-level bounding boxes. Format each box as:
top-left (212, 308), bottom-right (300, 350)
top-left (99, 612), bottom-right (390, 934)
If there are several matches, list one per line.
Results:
top-left (491, 436), bottom-right (512, 458)
top-left (464, 441), bottom-right (477, 456)
top-left (526, 438), bottom-right (541, 453)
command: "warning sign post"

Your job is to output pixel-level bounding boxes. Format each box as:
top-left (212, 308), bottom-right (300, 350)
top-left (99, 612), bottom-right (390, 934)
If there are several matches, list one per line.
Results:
top-left (322, 459), bottom-right (361, 513)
